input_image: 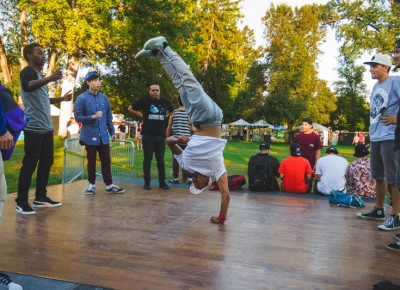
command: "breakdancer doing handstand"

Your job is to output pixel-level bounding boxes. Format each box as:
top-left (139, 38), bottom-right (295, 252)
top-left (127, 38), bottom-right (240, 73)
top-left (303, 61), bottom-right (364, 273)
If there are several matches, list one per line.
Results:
top-left (135, 37), bottom-right (230, 224)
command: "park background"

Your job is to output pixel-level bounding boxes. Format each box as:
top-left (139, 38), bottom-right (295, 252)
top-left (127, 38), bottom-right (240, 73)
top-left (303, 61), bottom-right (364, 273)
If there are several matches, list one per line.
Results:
top-left (1, 1), bottom-right (400, 192)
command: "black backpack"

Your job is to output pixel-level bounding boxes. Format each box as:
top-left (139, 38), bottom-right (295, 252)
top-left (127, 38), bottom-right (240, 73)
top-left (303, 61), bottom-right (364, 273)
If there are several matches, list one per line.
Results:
top-left (248, 154), bottom-right (279, 191)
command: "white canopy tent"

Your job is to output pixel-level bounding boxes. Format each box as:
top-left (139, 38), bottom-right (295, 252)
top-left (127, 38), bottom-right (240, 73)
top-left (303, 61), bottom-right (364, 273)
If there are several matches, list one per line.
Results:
top-left (251, 119), bottom-right (274, 129)
top-left (228, 119), bottom-right (251, 126)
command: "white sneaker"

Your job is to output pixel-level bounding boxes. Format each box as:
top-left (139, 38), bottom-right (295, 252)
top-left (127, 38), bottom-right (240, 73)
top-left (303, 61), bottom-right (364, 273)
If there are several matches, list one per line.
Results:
top-left (143, 36), bottom-right (167, 51)
top-left (0, 272), bottom-right (23, 290)
top-left (85, 184), bottom-right (96, 195)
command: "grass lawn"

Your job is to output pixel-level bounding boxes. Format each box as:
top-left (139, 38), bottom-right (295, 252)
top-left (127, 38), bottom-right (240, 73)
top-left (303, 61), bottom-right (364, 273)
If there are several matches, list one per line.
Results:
top-left (5, 137), bottom-right (358, 193)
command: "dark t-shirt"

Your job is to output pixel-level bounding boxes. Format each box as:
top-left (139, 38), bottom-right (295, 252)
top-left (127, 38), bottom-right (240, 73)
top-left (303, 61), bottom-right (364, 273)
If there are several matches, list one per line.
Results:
top-left (118, 124), bottom-right (126, 133)
top-left (293, 132), bottom-right (323, 168)
top-left (131, 97), bottom-right (173, 137)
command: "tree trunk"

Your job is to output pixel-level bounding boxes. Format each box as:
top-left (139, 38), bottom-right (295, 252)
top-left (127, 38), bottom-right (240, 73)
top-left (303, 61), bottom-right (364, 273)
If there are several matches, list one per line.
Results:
top-left (58, 55), bottom-right (79, 136)
top-left (0, 35), bottom-right (11, 84)
top-left (45, 50), bottom-right (57, 77)
top-left (204, 13), bottom-right (215, 74)
top-left (20, 8), bottom-right (28, 68)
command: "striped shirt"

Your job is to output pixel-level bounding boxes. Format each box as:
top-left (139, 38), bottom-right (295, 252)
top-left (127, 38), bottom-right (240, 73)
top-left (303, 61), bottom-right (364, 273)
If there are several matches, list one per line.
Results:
top-left (172, 109), bottom-right (191, 138)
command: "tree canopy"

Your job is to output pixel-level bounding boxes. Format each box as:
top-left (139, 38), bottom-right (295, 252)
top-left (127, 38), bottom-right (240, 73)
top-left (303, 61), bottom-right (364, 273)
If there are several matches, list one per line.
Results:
top-left (1, 0), bottom-right (399, 133)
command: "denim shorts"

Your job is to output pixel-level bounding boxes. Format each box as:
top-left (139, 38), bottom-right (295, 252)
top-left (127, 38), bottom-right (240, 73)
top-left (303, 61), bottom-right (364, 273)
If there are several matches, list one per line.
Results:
top-left (396, 149), bottom-right (400, 189)
top-left (370, 140), bottom-right (396, 184)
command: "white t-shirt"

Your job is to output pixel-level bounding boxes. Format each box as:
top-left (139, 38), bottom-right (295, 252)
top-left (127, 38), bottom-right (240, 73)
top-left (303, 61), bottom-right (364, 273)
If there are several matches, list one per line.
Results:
top-left (315, 154), bottom-right (348, 195)
top-left (174, 135), bottom-right (227, 181)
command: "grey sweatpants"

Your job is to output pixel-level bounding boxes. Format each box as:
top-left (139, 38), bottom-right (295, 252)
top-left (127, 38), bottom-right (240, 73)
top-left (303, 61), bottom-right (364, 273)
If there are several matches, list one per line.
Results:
top-left (156, 47), bottom-right (223, 128)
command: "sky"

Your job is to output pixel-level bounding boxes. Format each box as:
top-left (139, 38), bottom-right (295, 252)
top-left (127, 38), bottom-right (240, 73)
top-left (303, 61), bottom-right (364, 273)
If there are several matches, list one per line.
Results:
top-left (240, 0), bottom-right (387, 95)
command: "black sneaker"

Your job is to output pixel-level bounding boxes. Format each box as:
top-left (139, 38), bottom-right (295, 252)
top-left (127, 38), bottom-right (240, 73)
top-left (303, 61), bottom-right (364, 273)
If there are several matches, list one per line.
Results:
top-left (356, 207), bottom-right (385, 220)
top-left (394, 233), bottom-right (400, 241)
top-left (386, 241), bottom-right (400, 252)
top-left (378, 215), bottom-right (400, 231)
top-left (16, 202), bottom-right (36, 215)
top-left (105, 185), bottom-right (125, 194)
top-left (33, 196), bottom-right (62, 207)
top-left (0, 272), bottom-right (23, 290)
top-left (159, 183), bottom-right (170, 190)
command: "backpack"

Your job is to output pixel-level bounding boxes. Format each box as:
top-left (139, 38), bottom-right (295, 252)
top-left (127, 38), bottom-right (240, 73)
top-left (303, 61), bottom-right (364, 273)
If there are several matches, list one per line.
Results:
top-left (329, 190), bottom-right (365, 208)
top-left (248, 154), bottom-right (279, 191)
top-left (210, 175), bottom-right (246, 191)
top-left (0, 85), bottom-right (26, 161)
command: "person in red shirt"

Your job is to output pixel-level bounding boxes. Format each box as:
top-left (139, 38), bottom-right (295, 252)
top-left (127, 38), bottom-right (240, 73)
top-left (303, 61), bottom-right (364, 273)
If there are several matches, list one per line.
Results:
top-left (293, 118), bottom-right (323, 169)
top-left (278, 143), bottom-right (313, 193)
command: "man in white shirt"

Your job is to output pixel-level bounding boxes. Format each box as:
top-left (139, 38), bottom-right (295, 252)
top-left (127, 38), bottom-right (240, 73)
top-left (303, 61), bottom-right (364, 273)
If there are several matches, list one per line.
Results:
top-left (315, 147), bottom-right (348, 195)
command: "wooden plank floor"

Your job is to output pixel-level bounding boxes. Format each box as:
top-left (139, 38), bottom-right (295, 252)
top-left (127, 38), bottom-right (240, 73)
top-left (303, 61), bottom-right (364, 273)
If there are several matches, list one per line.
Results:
top-left (1, 180), bottom-right (400, 290)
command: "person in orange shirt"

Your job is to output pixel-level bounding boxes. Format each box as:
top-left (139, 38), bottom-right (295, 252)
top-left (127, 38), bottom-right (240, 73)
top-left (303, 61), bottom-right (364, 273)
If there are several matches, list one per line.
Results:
top-left (278, 143), bottom-right (313, 193)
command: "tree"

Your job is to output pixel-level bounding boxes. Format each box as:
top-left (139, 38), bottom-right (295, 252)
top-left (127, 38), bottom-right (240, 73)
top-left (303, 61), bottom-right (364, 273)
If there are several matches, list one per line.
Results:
top-left (331, 57), bottom-right (369, 131)
top-left (186, 0), bottom-right (260, 118)
top-left (26, 0), bottom-right (123, 136)
top-left (263, 4), bottom-right (336, 130)
top-left (324, 0), bottom-right (400, 58)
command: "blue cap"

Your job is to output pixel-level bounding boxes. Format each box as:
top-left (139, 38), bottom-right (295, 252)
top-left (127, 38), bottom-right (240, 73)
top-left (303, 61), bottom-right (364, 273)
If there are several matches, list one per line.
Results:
top-left (85, 71), bottom-right (99, 81)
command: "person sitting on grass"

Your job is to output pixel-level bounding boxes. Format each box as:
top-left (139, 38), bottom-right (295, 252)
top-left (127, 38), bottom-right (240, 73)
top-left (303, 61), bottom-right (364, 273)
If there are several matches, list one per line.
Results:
top-left (315, 146), bottom-right (348, 196)
top-left (135, 36), bottom-right (229, 224)
top-left (347, 144), bottom-right (376, 199)
top-left (278, 143), bottom-right (312, 194)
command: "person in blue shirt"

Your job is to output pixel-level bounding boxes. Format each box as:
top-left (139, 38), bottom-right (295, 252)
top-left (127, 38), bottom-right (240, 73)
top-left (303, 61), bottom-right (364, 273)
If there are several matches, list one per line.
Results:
top-left (0, 83), bottom-right (23, 290)
top-left (74, 71), bottom-right (125, 194)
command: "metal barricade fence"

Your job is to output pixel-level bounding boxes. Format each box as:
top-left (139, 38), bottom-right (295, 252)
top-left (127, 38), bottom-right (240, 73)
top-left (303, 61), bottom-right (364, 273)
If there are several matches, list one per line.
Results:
top-left (62, 138), bottom-right (135, 184)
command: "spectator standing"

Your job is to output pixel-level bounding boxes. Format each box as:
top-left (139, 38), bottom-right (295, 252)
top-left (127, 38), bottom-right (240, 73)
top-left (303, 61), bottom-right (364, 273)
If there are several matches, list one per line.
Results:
top-left (118, 122), bottom-right (127, 145)
top-left (352, 132), bottom-right (360, 146)
top-left (0, 83), bottom-right (23, 290)
top-left (293, 118), bottom-right (322, 192)
top-left (357, 54), bottom-right (400, 232)
top-left (129, 83), bottom-right (174, 190)
top-left (293, 118), bottom-right (322, 170)
top-left (315, 147), bottom-right (348, 195)
top-left (16, 43), bottom-right (72, 215)
top-left (248, 143), bottom-right (280, 191)
top-left (278, 143), bottom-right (312, 194)
top-left (74, 71), bottom-right (125, 194)
top-left (347, 144), bottom-right (376, 198)
top-left (135, 122), bottom-right (143, 150)
top-left (66, 117), bottom-right (80, 138)
top-left (248, 128), bottom-right (253, 142)
top-left (387, 40), bottom-right (400, 251)
top-left (358, 132), bottom-right (365, 144)
top-left (166, 97), bottom-right (192, 184)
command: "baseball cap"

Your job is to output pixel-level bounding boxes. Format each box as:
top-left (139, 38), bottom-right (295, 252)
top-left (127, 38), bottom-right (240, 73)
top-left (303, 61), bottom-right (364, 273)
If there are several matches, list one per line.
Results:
top-left (290, 143), bottom-right (302, 156)
top-left (259, 143), bottom-right (270, 150)
top-left (326, 146), bottom-right (338, 155)
top-left (363, 54), bottom-right (392, 67)
top-left (85, 71), bottom-right (100, 81)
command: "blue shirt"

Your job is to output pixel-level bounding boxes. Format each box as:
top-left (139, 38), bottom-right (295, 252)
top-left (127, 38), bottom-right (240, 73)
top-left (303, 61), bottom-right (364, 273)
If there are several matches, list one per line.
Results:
top-left (369, 76), bottom-right (400, 142)
top-left (74, 90), bottom-right (115, 146)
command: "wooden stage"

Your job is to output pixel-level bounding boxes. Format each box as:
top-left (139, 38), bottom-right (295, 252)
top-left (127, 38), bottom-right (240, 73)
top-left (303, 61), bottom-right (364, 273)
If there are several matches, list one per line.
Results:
top-left (1, 180), bottom-right (400, 290)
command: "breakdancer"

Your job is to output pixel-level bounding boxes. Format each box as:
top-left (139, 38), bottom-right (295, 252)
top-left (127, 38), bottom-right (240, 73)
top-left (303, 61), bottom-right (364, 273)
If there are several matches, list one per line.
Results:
top-left (135, 37), bottom-right (230, 224)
